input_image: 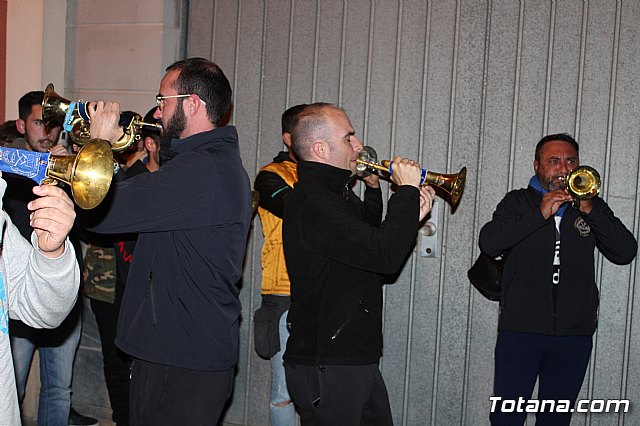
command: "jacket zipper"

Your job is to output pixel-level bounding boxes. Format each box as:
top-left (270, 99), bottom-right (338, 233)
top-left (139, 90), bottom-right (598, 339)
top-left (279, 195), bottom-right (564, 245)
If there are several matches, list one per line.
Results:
top-left (148, 271), bottom-right (157, 328)
top-left (330, 299), bottom-right (371, 340)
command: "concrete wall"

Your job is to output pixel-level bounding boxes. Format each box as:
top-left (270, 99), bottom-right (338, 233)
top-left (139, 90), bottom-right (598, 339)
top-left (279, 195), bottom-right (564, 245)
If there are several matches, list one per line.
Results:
top-left (62, 0), bottom-right (184, 116)
top-left (187, 1), bottom-right (640, 425)
top-left (4, 0), bottom-right (66, 121)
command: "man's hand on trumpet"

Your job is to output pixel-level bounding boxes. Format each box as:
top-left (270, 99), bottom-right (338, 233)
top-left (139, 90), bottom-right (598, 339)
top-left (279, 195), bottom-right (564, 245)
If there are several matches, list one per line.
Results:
top-left (388, 156), bottom-right (422, 188)
top-left (419, 186), bottom-right (436, 222)
top-left (27, 184), bottom-right (76, 259)
top-left (386, 156), bottom-right (436, 221)
top-left (49, 145), bottom-right (69, 156)
top-left (88, 101), bottom-right (125, 144)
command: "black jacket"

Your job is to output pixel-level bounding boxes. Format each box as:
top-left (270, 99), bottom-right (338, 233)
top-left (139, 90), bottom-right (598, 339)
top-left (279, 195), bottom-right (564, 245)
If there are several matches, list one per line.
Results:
top-left (91, 126), bottom-right (252, 371)
top-left (479, 187), bottom-right (637, 336)
top-left (282, 161), bottom-right (420, 366)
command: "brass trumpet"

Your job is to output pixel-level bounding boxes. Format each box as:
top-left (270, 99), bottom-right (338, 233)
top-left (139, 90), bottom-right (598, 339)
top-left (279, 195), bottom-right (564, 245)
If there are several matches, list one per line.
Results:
top-left (356, 146), bottom-right (466, 210)
top-left (0, 139), bottom-right (116, 209)
top-left (561, 165), bottom-right (601, 208)
top-left (42, 83), bottom-right (162, 152)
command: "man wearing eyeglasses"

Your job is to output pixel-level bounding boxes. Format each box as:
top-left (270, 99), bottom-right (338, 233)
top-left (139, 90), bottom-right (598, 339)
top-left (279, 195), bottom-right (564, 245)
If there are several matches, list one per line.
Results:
top-left (87, 57), bottom-right (252, 425)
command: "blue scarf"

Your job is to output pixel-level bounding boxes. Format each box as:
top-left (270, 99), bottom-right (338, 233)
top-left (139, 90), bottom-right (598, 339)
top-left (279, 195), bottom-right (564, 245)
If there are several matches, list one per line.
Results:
top-left (529, 175), bottom-right (568, 218)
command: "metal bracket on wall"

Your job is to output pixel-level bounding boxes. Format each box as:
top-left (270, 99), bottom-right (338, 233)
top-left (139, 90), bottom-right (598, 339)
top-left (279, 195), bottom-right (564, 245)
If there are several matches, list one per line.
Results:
top-left (419, 201), bottom-right (439, 258)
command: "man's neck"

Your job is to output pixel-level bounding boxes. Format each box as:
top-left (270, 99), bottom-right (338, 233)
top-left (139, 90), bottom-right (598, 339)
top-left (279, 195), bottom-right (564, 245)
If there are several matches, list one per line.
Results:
top-left (181, 119), bottom-right (216, 139)
top-left (146, 159), bottom-right (160, 172)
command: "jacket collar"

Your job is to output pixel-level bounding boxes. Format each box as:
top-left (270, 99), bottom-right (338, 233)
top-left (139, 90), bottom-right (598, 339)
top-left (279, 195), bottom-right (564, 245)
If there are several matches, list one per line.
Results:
top-left (528, 175), bottom-right (568, 217)
top-left (273, 150), bottom-right (296, 164)
top-left (296, 161), bottom-right (353, 195)
top-left (163, 126), bottom-right (239, 160)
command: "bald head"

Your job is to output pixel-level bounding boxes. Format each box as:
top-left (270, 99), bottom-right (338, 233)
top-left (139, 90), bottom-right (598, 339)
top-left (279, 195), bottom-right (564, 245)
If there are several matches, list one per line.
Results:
top-left (290, 103), bottom-right (343, 161)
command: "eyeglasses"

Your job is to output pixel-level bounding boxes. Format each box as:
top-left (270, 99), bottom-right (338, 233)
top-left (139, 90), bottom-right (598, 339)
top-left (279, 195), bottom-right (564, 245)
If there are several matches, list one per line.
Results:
top-left (155, 94), bottom-right (207, 110)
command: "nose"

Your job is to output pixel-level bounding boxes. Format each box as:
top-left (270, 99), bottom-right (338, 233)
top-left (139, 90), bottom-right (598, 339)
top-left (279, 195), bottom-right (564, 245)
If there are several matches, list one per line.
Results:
top-left (153, 107), bottom-right (162, 120)
top-left (352, 136), bottom-right (363, 152)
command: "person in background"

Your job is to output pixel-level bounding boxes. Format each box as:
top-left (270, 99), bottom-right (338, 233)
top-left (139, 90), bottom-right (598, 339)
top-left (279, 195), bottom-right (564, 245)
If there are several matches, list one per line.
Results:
top-left (0, 120), bottom-right (21, 146)
top-left (282, 103), bottom-right (435, 425)
top-left (479, 133), bottom-right (637, 425)
top-left (254, 104), bottom-right (306, 425)
top-left (5, 90), bottom-right (97, 426)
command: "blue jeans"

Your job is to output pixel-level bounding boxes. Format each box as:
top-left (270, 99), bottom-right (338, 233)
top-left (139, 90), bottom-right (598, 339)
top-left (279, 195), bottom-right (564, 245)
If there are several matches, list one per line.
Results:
top-left (270, 309), bottom-right (295, 426)
top-left (11, 313), bottom-right (81, 426)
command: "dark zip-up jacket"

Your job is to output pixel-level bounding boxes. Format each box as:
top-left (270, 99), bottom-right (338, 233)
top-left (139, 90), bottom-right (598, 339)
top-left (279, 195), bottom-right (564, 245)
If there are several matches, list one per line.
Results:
top-left (282, 161), bottom-right (420, 366)
top-left (91, 126), bottom-right (252, 371)
top-left (479, 186), bottom-right (637, 336)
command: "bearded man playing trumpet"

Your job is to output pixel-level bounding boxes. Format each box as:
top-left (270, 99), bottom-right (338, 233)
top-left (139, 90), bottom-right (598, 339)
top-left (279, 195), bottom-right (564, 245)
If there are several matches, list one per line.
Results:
top-left (479, 133), bottom-right (637, 425)
top-left (87, 57), bottom-right (252, 425)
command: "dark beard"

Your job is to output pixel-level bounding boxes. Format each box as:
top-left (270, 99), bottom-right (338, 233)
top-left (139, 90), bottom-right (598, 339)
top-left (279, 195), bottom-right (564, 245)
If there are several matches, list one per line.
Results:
top-left (160, 102), bottom-right (186, 157)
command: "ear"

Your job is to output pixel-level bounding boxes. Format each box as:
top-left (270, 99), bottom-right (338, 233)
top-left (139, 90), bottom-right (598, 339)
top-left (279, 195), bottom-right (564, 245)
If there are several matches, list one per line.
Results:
top-left (16, 119), bottom-right (26, 135)
top-left (144, 136), bottom-right (158, 153)
top-left (282, 132), bottom-right (292, 149)
top-left (187, 94), bottom-right (206, 117)
top-left (533, 159), bottom-right (539, 173)
top-left (310, 140), bottom-right (329, 160)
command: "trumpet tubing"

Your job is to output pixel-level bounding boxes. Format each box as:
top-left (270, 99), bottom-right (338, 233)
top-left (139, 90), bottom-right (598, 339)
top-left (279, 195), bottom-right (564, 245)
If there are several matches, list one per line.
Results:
top-left (42, 83), bottom-right (162, 152)
top-left (355, 156), bottom-right (466, 210)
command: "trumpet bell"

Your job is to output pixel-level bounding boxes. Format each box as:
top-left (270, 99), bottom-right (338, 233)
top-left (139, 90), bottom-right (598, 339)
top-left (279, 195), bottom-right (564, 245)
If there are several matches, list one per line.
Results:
top-left (566, 165), bottom-right (600, 200)
top-left (42, 83), bottom-right (75, 128)
top-left (426, 167), bottom-right (466, 210)
top-left (355, 147), bottom-right (466, 210)
top-left (47, 139), bottom-right (115, 209)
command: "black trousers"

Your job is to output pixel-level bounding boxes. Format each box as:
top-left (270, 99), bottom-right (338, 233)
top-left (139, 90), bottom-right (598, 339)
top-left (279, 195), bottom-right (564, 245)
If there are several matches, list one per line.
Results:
top-left (90, 297), bottom-right (131, 425)
top-left (285, 363), bottom-right (393, 426)
top-left (129, 359), bottom-right (234, 426)
top-left (491, 331), bottom-right (592, 426)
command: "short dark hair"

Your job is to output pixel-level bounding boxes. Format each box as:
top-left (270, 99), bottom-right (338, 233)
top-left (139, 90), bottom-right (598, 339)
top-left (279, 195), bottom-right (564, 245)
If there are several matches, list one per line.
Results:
top-left (166, 58), bottom-right (232, 126)
top-left (281, 104), bottom-right (308, 135)
top-left (141, 106), bottom-right (161, 139)
top-left (535, 133), bottom-right (579, 161)
top-left (0, 120), bottom-right (20, 145)
top-left (18, 91), bottom-right (44, 120)
top-left (290, 103), bottom-right (340, 160)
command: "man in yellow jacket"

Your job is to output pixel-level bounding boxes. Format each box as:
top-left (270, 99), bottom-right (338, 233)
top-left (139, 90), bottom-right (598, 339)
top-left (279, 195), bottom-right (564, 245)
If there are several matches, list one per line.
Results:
top-left (254, 104), bottom-right (306, 426)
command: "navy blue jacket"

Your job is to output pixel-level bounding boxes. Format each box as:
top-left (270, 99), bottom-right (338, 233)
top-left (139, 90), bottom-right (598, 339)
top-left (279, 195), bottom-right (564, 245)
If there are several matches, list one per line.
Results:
top-left (91, 126), bottom-right (252, 371)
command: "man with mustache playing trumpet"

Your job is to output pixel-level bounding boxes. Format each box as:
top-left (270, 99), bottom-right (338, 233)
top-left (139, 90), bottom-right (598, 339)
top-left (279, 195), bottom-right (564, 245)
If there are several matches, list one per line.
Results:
top-left (479, 133), bottom-right (637, 425)
top-left (281, 103), bottom-right (435, 425)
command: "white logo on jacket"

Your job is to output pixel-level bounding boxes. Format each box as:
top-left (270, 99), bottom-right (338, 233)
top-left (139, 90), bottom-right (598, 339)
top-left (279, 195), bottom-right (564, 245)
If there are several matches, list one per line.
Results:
top-left (574, 217), bottom-right (591, 237)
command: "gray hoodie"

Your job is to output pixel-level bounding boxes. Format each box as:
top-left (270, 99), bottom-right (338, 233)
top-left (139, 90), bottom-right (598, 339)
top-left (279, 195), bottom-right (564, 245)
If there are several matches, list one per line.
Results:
top-left (0, 174), bottom-right (79, 426)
